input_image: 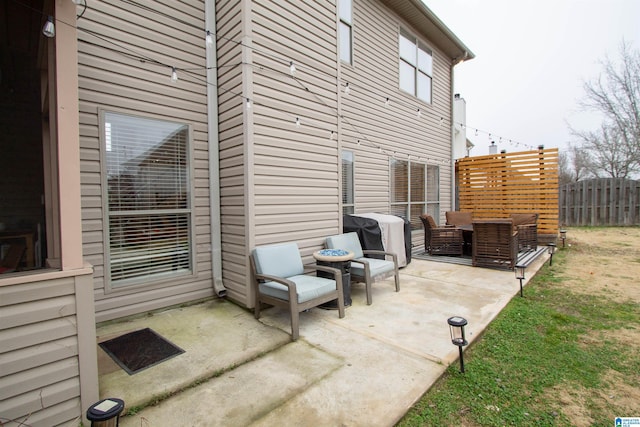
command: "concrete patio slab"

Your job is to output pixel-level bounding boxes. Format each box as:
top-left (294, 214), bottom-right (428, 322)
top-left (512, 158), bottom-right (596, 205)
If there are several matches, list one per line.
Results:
top-left (96, 253), bottom-right (549, 427)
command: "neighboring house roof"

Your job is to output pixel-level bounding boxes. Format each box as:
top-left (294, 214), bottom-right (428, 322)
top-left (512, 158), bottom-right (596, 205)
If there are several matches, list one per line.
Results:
top-left (381, 0), bottom-right (475, 62)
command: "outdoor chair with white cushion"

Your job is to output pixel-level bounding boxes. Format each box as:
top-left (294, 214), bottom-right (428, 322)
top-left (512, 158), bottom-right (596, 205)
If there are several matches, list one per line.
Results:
top-left (325, 232), bottom-right (400, 305)
top-left (250, 242), bottom-right (345, 341)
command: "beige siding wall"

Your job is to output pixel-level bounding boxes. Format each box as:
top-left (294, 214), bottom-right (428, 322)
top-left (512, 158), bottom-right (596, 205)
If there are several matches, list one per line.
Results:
top-left (78, 0), bottom-right (215, 322)
top-left (0, 271), bottom-right (95, 426)
top-left (344, 1), bottom-right (454, 248)
top-left (216, 0), bottom-right (247, 303)
top-left (250, 1), bottom-right (340, 256)
top-left (220, 0), bottom-right (456, 305)
top-left (217, 0), bottom-right (340, 307)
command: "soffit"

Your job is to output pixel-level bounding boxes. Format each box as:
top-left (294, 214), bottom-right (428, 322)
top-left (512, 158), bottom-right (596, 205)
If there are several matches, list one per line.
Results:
top-left (379, 0), bottom-right (475, 62)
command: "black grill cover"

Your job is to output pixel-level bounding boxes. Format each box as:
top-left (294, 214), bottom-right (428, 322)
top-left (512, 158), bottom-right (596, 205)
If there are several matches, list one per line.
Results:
top-left (343, 215), bottom-right (384, 259)
top-left (395, 215), bottom-right (412, 264)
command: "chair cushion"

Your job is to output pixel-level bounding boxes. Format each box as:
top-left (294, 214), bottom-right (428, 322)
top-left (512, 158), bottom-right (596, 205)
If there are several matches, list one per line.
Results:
top-left (510, 213), bottom-right (537, 226)
top-left (253, 243), bottom-right (304, 278)
top-left (259, 275), bottom-right (337, 303)
top-left (326, 232), bottom-right (364, 259)
top-left (446, 211), bottom-right (473, 226)
top-left (351, 257), bottom-right (395, 279)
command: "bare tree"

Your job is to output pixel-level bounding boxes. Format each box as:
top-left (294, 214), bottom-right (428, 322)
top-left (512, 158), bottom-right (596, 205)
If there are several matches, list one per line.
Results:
top-left (574, 124), bottom-right (640, 178)
top-left (570, 41), bottom-right (640, 178)
top-left (558, 144), bottom-right (591, 184)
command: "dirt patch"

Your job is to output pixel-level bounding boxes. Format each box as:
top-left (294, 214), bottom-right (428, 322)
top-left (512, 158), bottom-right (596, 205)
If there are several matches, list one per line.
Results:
top-left (557, 228), bottom-right (640, 303)
top-left (551, 227), bottom-right (640, 422)
top-left (551, 368), bottom-right (640, 426)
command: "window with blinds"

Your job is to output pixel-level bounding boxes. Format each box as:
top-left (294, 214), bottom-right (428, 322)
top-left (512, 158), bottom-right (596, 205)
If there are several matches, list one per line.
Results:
top-left (390, 159), bottom-right (440, 230)
top-left (103, 111), bottom-right (193, 287)
top-left (342, 151), bottom-right (355, 214)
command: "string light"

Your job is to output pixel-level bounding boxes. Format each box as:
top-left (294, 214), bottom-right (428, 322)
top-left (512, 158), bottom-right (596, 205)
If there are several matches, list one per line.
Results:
top-left (206, 30), bottom-right (214, 48)
top-left (75, 0), bottom-right (530, 154)
top-left (330, 131), bottom-right (335, 140)
top-left (62, 0), bottom-right (528, 161)
top-left (42, 15), bottom-right (55, 38)
top-left (344, 82), bottom-right (350, 95)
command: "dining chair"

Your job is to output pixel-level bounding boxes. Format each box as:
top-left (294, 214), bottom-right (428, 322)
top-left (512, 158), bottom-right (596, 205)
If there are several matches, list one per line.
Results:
top-left (420, 214), bottom-right (464, 256)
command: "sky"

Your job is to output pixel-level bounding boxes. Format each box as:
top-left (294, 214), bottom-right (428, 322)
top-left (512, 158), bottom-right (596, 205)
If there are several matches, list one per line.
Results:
top-left (423, 0), bottom-right (640, 155)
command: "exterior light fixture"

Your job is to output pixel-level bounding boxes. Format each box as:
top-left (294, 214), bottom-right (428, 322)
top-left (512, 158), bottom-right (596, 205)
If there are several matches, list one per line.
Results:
top-left (42, 16), bottom-right (55, 38)
top-left (547, 243), bottom-right (556, 266)
top-left (447, 316), bottom-right (468, 373)
top-left (559, 229), bottom-right (567, 248)
top-left (515, 264), bottom-right (526, 297)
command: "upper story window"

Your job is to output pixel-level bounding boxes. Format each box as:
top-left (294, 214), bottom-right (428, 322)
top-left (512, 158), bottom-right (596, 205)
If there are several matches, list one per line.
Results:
top-left (102, 111), bottom-right (194, 287)
top-left (339, 0), bottom-right (353, 64)
top-left (342, 150), bottom-right (355, 214)
top-left (399, 29), bottom-right (433, 104)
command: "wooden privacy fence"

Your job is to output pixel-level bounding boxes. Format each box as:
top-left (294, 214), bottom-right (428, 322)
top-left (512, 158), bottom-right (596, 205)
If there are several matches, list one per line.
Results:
top-left (559, 178), bottom-right (640, 226)
top-left (456, 148), bottom-right (559, 238)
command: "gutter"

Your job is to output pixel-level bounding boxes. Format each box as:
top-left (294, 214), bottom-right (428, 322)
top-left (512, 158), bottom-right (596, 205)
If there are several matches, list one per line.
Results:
top-left (205, 0), bottom-right (227, 298)
top-left (405, 0), bottom-right (475, 60)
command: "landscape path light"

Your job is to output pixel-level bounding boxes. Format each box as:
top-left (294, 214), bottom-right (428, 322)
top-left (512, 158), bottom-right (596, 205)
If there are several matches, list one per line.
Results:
top-left (515, 264), bottom-right (526, 297)
top-left (560, 229), bottom-right (567, 248)
top-left (447, 316), bottom-right (469, 373)
top-left (86, 397), bottom-right (124, 427)
top-left (548, 243), bottom-right (556, 266)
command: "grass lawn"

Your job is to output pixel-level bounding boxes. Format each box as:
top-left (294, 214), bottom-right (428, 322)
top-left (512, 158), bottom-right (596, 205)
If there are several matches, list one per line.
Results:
top-left (398, 233), bottom-right (640, 426)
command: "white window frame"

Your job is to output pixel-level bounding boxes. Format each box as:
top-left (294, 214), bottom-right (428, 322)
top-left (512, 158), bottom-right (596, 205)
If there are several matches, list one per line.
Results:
top-left (339, 0), bottom-right (353, 64)
top-left (390, 159), bottom-right (439, 229)
top-left (399, 29), bottom-right (433, 104)
top-left (100, 109), bottom-right (196, 289)
top-left (342, 150), bottom-right (355, 214)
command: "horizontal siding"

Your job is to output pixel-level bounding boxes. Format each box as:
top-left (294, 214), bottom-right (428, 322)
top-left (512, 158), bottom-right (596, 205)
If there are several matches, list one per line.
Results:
top-left (0, 276), bottom-right (85, 427)
top-left (78, 0), bottom-right (216, 321)
top-left (250, 0), bottom-right (340, 260)
top-left (225, 0), bottom-right (460, 303)
top-left (343, 0), bottom-right (454, 232)
top-left (217, 0), bottom-right (247, 304)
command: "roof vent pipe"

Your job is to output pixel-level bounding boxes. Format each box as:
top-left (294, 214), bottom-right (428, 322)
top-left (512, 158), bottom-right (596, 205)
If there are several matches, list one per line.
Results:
top-left (489, 141), bottom-right (498, 154)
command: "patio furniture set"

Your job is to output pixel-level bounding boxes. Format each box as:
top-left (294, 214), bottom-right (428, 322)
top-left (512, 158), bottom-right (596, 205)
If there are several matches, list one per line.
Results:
top-left (250, 231), bottom-right (400, 341)
top-left (421, 211), bottom-right (539, 270)
top-left (249, 211), bottom-right (538, 341)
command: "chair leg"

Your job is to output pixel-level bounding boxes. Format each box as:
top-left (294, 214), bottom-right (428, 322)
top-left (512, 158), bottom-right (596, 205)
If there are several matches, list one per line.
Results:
top-left (254, 296), bottom-right (261, 319)
top-left (365, 266), bottom-right (373, 305)
top-left (289, 301), bottom-right (300, 341)
top-left (337, 287), bottom-right (345, 319)
top-left (394, 267), bottom-right (400, 292)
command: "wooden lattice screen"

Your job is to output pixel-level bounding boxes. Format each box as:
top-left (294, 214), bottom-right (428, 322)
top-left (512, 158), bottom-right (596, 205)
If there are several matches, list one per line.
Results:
top-left (456, 148), bottom-right (559, 239)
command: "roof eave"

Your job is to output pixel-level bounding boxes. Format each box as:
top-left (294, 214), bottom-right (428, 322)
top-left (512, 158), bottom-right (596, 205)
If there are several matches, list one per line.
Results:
top-left (380, 0), bottom-right (475, 63)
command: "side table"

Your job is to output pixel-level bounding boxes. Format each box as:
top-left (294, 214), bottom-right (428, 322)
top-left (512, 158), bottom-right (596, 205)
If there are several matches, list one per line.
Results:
top-left (313, 249), bottom-right (354, 308)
